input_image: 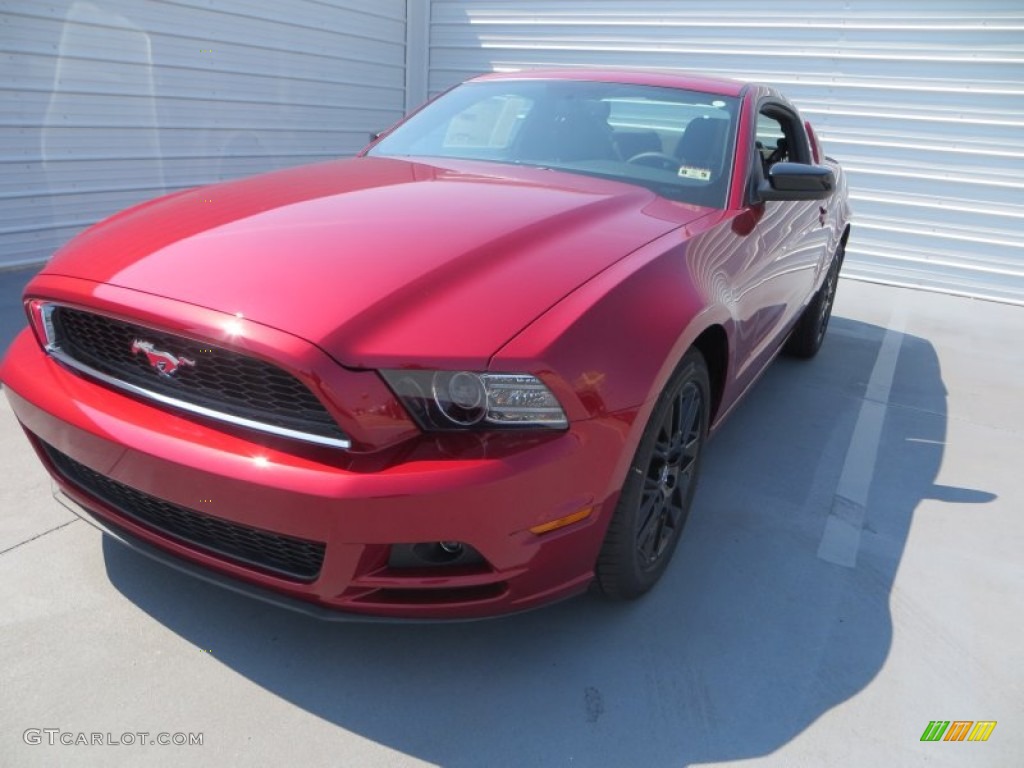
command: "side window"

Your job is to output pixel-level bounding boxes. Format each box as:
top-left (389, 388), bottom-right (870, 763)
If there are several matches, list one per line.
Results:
top-left (756, 113), bottom-right (787, 168)
top-left (755, 105), bottom-right (811, 175)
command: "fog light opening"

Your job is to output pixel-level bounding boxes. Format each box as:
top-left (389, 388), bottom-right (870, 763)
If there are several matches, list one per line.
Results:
top-left (388, 542), bottom-right (486, 569)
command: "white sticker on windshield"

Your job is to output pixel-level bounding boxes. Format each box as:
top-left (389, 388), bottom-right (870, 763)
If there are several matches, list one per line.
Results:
top-left (678, 166), bottom-right (712, 181)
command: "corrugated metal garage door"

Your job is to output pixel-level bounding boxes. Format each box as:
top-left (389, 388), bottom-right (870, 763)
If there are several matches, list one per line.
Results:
top-left (427, 1), bottom-right (1024, 305)
top-left (1, 1), bottom-right (406, 270)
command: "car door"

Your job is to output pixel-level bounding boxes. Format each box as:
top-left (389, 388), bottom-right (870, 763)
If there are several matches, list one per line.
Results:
top-left (728, 100), bottom-right (829, 386)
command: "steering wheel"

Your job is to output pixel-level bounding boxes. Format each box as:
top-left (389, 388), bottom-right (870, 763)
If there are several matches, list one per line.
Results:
top-left (626, 151), bottom-right (680, 172)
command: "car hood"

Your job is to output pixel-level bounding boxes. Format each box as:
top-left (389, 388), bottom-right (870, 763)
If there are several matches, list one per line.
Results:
top-left (44, 156), bottom-right (709, 368)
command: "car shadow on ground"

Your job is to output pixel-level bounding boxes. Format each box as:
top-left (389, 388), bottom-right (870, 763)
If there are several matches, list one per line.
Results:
top-left (101, 315), bottom-right (986, 766)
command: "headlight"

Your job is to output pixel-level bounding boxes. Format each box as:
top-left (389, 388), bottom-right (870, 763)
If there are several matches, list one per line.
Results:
top-left (381, 370), bottom-right (568, 431)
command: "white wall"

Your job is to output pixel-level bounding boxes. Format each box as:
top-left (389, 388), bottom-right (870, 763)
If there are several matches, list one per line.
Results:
top-left (5, 1), bottom-right (1022, 304)
top-left (426, 1), bottom-right (1024, 304)
top-left (1, 0), bottom-right (407, 270)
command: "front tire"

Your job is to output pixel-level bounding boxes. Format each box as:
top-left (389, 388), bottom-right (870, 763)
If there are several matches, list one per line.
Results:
top-left (596, 348), bottom-right (710, 600)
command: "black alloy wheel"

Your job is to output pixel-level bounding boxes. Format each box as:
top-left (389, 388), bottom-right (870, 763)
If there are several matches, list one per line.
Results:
top-left (814, 255), bottom-right (841, 346)
top-left (596, 348), bottom-right (710, 600)
top-left (784, 241), bottom-right (845, 359)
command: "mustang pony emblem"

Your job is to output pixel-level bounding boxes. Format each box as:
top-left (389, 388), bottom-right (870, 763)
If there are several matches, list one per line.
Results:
top-left (131, 339), bottom-right (195, 378)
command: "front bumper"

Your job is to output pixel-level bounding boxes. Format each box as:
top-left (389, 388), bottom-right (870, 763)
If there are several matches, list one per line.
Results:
top-left (2, 328), bottom-right (632, 619)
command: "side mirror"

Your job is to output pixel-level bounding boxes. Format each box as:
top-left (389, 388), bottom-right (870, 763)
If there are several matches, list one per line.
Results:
top-left (757, 162), bottom-right (835, 201)
top-left (369, 130), bottom-right (384, 142)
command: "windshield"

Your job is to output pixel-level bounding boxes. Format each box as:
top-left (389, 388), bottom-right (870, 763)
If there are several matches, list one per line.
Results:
top-left (368, 80), bottom-right (739, 208)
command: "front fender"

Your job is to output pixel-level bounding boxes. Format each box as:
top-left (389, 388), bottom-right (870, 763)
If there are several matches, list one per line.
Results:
top-left (491, 225), bottom-right (731, 495)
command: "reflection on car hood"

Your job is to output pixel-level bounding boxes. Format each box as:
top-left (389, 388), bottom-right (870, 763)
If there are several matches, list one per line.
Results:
top-left (45, 156), bottom-right (710, 368)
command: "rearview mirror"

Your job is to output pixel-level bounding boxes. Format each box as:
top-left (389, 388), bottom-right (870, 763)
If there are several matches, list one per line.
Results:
top-left (757, 162), bottom-right (835, 201)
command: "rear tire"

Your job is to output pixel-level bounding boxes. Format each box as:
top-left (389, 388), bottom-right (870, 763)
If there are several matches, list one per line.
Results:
top-left (596, 348), bottom-right (710, 600)
top-left (784, 242), bottom-right (844, 359)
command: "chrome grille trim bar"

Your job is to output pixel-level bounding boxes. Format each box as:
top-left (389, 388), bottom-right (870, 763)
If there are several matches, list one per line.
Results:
top-left (39, 304), bottom-right (352, 450)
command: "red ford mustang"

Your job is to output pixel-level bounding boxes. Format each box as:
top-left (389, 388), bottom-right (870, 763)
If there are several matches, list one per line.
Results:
top-left (1, 70), bottom-right (850, 619)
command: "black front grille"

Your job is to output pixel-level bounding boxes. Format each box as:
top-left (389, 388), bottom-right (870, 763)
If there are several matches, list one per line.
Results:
top-left (51, 307), bottom-right (347, 443)
top-left (42, 442), bottom-right (326, 582)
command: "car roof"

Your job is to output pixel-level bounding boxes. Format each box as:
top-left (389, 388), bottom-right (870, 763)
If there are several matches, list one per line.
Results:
top-left (470, 68), bottom-right (749, 98)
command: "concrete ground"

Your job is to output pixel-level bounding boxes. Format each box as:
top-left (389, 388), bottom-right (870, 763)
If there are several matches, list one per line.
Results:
top-left (1, 267), bottom-right (1021, 767)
